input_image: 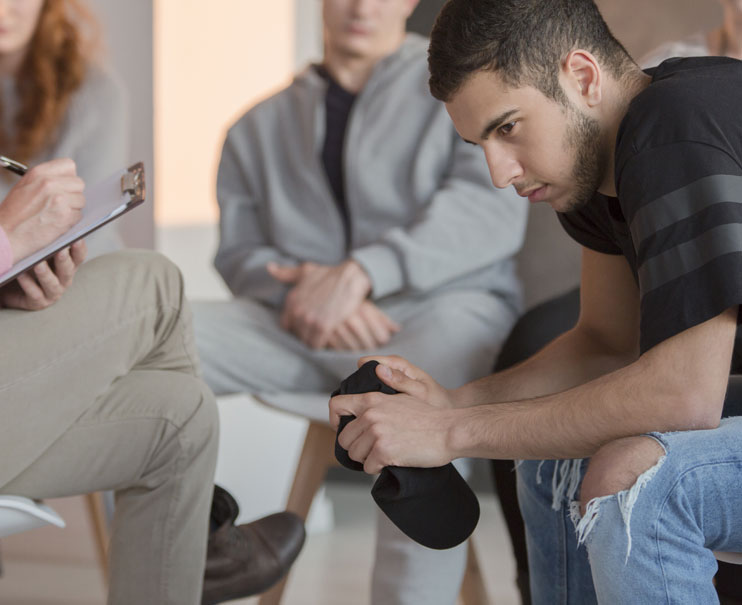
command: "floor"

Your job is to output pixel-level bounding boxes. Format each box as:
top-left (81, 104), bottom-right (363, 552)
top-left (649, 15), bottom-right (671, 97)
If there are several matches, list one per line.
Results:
top-left (0, 484), bottom-right (521, 605)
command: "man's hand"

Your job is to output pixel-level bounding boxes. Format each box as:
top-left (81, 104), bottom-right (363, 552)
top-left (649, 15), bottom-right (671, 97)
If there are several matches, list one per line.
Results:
top-left (0, 240), bottom-right (87, 310)
top-left (328, 357), bottom-right (457, 473)
top-left (326, 301), bottom-right (400, 350)
top-left (358, 355), bottom-right (455, 409)
top-left (267, 260), bottom-right (372, 349)
top-left (329, 384), bottom-right (458, 474)
top-left (0, 159), bottom-right (85, 262)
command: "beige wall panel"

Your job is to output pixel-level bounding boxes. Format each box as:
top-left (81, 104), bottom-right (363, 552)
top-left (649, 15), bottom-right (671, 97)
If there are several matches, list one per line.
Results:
top-left (155, 1), bottom-right (295, 226)
top-left (596, 0), bottom-right (721, 59)
top-left (90, 0), bottom-right (154, 248)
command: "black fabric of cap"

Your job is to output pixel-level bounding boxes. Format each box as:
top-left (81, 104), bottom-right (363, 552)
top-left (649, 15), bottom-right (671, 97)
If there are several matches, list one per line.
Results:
top-left (333, 361), bottom-right (480, 550)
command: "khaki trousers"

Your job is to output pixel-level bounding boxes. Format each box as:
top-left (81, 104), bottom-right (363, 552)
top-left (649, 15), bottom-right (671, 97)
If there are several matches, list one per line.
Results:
top-left (0, 250), bottom-right (219, 605)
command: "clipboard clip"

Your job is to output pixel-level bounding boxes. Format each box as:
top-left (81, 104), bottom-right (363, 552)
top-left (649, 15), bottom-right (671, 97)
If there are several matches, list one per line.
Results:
top-left (121, 162), bottom-right (145, 204)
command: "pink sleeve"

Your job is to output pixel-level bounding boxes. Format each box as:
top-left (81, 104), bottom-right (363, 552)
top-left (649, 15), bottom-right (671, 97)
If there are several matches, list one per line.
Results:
top-left (0, 225), bottom-right (14, 274)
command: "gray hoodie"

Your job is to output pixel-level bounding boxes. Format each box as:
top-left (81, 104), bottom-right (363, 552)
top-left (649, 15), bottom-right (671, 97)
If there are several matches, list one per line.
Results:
top-left (215, 34), bottom-right (527, 311)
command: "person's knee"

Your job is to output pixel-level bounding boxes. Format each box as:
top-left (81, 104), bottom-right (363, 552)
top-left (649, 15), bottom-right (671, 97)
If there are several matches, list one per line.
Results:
top-left (148, 371), bottom-right (219, 464)
top-left (78, 250), bottom-right (183, 307)
top-left (180, 380), bottom-right (220, 463)
top-left (101, 249), bottom-right (181, 282)
top-left (579, 436), bottom-right (665, 516)
top-left (129, 250), bottom-right (183, 300)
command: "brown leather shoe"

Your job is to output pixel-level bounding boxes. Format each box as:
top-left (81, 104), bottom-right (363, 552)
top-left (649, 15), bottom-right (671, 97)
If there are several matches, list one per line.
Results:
top-left (202, 486), bottom-right (306, 605)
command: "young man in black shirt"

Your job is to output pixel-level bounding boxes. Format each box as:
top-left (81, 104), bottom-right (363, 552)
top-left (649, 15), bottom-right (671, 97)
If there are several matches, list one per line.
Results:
top-left (329, 0), bottom-right (742, 602)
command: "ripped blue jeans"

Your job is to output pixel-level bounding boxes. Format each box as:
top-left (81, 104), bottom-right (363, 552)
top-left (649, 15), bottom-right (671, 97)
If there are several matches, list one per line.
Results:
top-left (516, 417), bottom-right (742, 604)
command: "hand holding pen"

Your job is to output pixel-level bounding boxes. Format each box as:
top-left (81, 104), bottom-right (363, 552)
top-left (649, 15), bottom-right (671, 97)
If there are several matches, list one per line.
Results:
top-left (0, 157), bottom-right (87, 310)
top-left (0, 157), bottom-right (86, 263)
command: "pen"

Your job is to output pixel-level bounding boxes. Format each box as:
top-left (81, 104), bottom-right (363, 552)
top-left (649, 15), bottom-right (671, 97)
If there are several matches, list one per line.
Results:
top-left (0, 155), bottom-right (28, 176)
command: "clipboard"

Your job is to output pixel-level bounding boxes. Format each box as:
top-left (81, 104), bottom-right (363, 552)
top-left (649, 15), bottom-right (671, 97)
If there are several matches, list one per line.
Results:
top-left (0, 162), bottom-right (146, 287)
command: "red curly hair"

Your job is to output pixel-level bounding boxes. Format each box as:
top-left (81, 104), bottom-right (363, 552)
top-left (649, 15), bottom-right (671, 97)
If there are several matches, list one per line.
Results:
top-left (0, 0), bottom-right (99, 166)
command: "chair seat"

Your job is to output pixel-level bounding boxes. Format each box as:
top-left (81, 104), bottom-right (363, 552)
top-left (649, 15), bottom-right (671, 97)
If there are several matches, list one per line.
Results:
top-left (715, 551), bottom-right (742, 565)
top-left (256, 391), bottom-right (332, 425)
top-left (0, 495), bottom-right (65, 538)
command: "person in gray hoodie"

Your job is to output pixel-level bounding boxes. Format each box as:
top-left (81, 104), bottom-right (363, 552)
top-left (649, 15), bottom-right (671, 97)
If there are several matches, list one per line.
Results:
top-left (194, 1), bottom-right (527, 602)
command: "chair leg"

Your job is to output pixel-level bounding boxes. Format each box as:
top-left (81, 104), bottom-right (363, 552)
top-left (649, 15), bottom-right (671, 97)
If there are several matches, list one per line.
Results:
top-left (259, 421), bottom-right (338, 605)
top-left (459, 539), bottom-right (490, 605)
top-left (85, 492), bottom-right (109, 586)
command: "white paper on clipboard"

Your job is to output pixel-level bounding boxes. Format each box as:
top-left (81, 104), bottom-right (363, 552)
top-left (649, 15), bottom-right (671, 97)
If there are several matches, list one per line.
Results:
top-left (0, 162), bottom-right (145, 287)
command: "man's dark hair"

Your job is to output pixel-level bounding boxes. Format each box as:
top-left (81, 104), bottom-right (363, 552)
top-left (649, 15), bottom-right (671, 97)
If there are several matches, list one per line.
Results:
top-left (428, 0), bottom-right (636, 103)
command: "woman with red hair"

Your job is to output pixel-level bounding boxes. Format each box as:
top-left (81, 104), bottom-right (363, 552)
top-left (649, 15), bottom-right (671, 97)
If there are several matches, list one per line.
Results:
top-left (0, 0), bottom-right (127, 255)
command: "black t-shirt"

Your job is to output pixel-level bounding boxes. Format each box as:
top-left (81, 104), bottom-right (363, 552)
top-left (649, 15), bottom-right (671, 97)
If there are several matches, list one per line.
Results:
top-left (559, 57), bottom-right (742, 353)
top-left (315, 65), bottom-right (357, 249)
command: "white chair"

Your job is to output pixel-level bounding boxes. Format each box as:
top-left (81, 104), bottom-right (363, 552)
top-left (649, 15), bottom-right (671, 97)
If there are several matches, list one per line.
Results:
top-left (0, 496), bottom-right (66, 538)
top-left (254, 391), bottom-right (490, 605)
top-left (0, 493), bottom-right (110, 581)
top-left (716, 552), bottom-right (742, 565)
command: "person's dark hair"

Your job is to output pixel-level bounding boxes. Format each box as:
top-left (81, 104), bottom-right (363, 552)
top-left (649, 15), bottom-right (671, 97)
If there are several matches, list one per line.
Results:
top-left (428, 0), bottom-right (637, 103)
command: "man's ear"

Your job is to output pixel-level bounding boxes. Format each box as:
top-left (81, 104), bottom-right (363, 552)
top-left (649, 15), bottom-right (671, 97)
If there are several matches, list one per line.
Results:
top-left (562, 50), bottom-right (603, 108)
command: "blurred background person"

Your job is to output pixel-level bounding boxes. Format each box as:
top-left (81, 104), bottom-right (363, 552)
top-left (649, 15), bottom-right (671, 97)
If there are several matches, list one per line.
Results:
top-left (0, 0), bottom-right (127, 257)
top-left (642, 0), bottom-right (742, 65)
top-left (194, 0), bottom-right (527, 603)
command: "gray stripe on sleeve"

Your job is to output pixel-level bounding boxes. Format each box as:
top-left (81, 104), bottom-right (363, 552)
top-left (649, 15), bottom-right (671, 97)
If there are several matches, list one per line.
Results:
top-left (639, 222), bottom-right (742, 294)
top-left (629, 175), bottom-right (742, 247)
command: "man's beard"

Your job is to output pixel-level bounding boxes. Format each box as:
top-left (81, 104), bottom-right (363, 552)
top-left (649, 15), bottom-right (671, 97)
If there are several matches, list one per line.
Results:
top-left (561, 107), bottom-right (608, 213)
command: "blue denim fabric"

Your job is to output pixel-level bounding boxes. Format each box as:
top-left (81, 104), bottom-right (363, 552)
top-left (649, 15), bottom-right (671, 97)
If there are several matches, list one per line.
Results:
top-left (586, 417), bottom-right (742, 604)
top-left (517, 417), bottom-right (742, 604)
top-left (516, 458), bottom-right (597, 604)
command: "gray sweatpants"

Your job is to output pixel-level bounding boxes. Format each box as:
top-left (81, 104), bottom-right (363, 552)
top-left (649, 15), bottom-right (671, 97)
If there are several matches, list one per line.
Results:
top-left (194, 289), bottom-right (516, 605)
top-left (0, 251), bottom-right (219, 605)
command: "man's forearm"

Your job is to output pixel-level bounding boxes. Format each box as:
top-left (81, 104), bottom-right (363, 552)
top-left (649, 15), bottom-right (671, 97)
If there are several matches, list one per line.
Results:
top-left (331, 309), bottom-right (733, 472)
top-left (447, 310), bottom-right (736, 460)
top-left (452, 326), bottom-right (637, 406)
top-left (449, 360), bottom-right (711, 460)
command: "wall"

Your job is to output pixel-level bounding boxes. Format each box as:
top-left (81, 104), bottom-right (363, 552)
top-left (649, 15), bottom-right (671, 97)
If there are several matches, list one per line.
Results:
top-left (154, 1), bottom-right (296, 227)
top-left (89, 0), bottom-right (154, 248)
top-left (88, 0), bottom-right (321, 241)
top-left (599, 0), bottom-right (722, 58)
top-left (407, 0), bottom-right (722, 53)
top-left (295, 0), bottom-right (324, 66)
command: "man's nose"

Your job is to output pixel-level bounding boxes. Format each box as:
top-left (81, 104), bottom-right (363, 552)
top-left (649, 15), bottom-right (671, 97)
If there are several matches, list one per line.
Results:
top-left (352, 0), bottom-right (375, 18)
top-left (484, 146), bottom-right (523, 189)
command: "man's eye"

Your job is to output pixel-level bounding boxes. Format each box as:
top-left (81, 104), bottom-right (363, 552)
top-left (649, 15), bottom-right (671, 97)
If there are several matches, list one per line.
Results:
top-left (499, 122), bottom-right (516, 136)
